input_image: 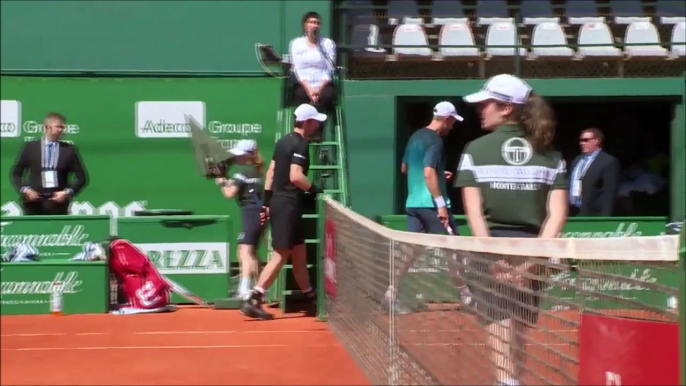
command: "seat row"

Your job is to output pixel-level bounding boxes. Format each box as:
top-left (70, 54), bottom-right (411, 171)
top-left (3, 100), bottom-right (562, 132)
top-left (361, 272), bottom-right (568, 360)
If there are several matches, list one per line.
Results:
top-left (350, 19), bottom-right (685, 59)
top-left (346, 0), bottom-right (686, 24)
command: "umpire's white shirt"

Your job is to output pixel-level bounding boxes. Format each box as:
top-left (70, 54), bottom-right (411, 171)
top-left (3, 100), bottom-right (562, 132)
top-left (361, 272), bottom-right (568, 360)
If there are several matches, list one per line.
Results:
top-left (288, 36), bottom-right (336, 90)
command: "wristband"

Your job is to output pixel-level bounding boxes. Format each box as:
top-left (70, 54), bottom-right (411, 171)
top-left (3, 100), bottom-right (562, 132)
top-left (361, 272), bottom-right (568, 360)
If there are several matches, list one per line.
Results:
top-left (307, 184), bottom-right (323, 195)
top-left (263, 190), bottom-right (273, 207)
top-left (433, 196), bottom-right (446, 208)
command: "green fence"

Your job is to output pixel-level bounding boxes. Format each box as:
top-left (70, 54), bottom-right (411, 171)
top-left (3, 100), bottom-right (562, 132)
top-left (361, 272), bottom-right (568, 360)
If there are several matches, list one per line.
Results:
top-left (1, 212), bottom-right (241, 314)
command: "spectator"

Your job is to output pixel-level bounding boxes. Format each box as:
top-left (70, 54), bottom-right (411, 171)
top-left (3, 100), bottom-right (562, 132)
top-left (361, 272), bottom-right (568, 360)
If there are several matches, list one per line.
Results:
top-left (568, 128), bottom-right (620, 216)
top-left (10, 112), bottom-right (88, 215)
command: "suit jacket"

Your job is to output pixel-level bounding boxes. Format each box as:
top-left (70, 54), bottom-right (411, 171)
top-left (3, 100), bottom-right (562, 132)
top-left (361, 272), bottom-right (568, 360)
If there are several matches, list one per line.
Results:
top-left (570, 150), bottom-right (620, 216)
top-left (10, 139), bottom-right (88, 199)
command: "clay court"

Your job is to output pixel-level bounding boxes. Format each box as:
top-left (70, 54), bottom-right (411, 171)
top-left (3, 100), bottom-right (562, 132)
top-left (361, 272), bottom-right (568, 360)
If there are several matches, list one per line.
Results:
top-left (0, 307), bottom-right (369, 385)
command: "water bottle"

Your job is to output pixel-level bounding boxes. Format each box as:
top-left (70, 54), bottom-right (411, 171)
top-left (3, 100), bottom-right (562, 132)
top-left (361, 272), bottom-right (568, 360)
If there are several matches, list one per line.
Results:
top-left (50, 281), bottom-right (63, 316)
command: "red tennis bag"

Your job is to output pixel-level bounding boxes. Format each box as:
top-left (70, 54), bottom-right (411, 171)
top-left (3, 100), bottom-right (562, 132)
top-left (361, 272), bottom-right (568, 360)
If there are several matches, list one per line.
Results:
top-left (108, 238), bottom-right (170, 309)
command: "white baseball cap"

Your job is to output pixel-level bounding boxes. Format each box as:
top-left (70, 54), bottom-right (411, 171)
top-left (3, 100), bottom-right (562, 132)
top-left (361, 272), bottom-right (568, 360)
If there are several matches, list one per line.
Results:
top-left (433, 101), bottom-right (464, 121)
top-left (463, 74), bottom-right (533, 105)
top-left (229, 139), bottom-right (257, 156)
top-left (294, 104), bottom-right (327, 122)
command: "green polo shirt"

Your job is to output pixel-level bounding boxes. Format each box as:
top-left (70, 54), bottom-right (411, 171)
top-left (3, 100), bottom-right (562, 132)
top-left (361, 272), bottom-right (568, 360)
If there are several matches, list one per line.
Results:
top-left (404, 127), bottom-right (451, 209)
top-left (454, 124), bottom-right (568, 232)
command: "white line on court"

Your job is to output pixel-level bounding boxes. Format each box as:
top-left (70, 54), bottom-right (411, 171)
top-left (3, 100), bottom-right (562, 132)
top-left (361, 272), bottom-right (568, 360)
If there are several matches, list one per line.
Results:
top-left (1, 344), bottom-right (288, 352)
top-left (0, 333), bottom-right (66, 337)
top-left (1, 343), bottom-right (341, 352)
top-left (134, 330), bottom-right (318, 335)
top-left (0, 330), bottom-right (324, 338)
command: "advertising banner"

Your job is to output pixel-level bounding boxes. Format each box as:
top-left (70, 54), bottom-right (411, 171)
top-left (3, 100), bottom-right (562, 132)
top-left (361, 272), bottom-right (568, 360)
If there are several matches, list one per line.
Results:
top-left (324, 219), bottom-right (337, 298)
top-left (0, 261), bottom-right (109, 315)
top-left (578, 312), bottom-right (680, 385)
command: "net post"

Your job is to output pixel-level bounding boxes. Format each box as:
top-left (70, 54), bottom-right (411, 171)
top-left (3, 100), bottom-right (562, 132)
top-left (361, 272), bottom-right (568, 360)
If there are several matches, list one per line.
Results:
top-left (316, 194), bottom-right (327, 322)
top-left (680, 224), bottom-right (686, 386)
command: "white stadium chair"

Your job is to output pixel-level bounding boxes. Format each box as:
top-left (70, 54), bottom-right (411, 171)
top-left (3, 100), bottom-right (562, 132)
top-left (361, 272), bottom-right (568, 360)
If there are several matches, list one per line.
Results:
top-left (485, 22), bottom-right (527, 57)
top-left (439, 22), bottom-right (480, 58)
top-left (531, 22), bottom-right (575, 57)
top-left (670, 22), bottom-right (686, 57)
top-left (391, 23), bottom-right (433, 59)
top-left (624, 21), bottom-right (668, 57)
top-left (577, 22), bottom-right (621, 57)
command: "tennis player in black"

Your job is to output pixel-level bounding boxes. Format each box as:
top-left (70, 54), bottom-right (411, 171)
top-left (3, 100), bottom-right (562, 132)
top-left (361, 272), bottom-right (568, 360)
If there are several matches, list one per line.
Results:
top-left (241, 104), bottom-right (325, 320)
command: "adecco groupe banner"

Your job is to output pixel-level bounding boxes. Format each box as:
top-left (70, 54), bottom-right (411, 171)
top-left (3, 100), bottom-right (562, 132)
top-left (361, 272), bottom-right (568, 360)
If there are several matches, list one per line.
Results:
top-left (0, 76), bottom-right (281, 262)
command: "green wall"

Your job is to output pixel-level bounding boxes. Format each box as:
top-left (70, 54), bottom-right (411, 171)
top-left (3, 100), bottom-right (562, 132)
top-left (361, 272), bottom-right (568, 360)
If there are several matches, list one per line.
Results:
top-left (344, 78), bottom-right (686, 221)
top-left (0, 1), bottom-right (330, 75)
top-left (0, 76), bottom-right (280, 259)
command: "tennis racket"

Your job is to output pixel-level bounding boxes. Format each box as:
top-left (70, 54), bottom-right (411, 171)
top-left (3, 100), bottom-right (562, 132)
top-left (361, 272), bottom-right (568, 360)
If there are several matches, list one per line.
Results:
top-left (164, 277), bottom-right (210, 307)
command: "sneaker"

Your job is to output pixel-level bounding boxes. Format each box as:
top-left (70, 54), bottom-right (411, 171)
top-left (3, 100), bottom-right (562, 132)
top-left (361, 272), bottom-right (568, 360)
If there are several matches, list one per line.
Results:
top-left (302, 290), bottom-right (316, 301)
top-left (240, 291), bottom-right (274, 320)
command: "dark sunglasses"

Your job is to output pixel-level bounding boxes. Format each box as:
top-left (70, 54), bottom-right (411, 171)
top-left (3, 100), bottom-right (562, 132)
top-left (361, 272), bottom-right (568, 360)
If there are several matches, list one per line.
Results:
top-left (579, 137), bottom-right (596, 143)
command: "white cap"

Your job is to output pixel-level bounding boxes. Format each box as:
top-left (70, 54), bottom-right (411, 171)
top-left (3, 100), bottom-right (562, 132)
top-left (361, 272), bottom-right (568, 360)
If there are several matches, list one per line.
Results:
top-left (229, 139), bottom-right (257, 156)
top-left (294, 104), bottom-right (327, 122)
top-left (433, 101), bottom-right (464, 121)
top-left (463, 74), bottom-right (532, 105)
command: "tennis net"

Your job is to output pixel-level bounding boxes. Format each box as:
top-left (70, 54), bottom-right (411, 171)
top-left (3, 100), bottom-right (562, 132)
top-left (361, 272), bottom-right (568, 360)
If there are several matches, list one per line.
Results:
top-left (320, 196), bottom-right (682, 385)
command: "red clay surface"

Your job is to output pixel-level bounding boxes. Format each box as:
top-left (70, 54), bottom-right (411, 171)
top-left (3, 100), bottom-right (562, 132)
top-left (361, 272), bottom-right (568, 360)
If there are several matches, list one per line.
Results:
top-left (1, 306), bottom-right (370, 385)
top-left (377, 307), bottom-right (580, 385)
top-left (384, 307), bottom-right (667, 385)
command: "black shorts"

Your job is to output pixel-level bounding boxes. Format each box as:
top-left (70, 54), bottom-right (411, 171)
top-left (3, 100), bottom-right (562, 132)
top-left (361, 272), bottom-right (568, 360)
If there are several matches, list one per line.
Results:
top-left (406, 207), bottom-right (459, 235)
top-left (471, 229), bottom-right (541, 325)
top-left (238, 206), bottom-right (265, 246)
top-left (269, 196), bottom-right (304, 250)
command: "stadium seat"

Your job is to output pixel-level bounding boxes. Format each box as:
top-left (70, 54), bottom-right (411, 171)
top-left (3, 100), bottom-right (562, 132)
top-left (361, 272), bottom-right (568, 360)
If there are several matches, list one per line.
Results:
top-left (656, 0), bottom-right (686, 17)
top-left (432, 0), bottom-right (464, 19)
top-left (519, 0), bottom-right (554, 19)
top-left (477, 0), bottom-right (508, 20)
top-left (520, 0), bottom-right (560, 26)
top-left (388, 0), bottom-right (418, 25)
top-left (347, 0), bottom-right (373, 21)
top-left (438, 22), bottom-right (481, 58)
top-left (531, 22), bottom-right (575, 57)
top-left (624, 21), bottom-right (668, 57)
top-left (485, 22), bottom-right (527, 57)
top-left (577, 22), bottom-right (622, 57)
top-left (610, 0), bottom-right (644, 17)
top-left (403, 17), bottom-right (424, 25)
top-left (391, 23), bottom-right (433, 58)
top-left (656, 0), bottom-right (686, 26)
top-left (350, 23), bottom-right (386, 56)
top-left (567, 0), bottom-right (603, 25)
top-left (610, 0), bottom-right (649, 24)
top-left (433, 17), bottom-right (469, 26)
top-left (670, 22), bottom-right (686, 56)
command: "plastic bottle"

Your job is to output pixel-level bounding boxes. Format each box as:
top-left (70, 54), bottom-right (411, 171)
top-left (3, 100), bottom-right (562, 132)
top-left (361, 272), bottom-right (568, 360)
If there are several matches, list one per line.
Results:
top-left (50, 281), bottom-right (63, 316)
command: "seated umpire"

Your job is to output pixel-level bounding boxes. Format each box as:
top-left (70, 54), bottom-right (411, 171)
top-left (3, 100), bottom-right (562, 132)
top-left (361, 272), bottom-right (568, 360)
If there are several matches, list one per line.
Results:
top-left (288, 11), bottom-right (337, 115)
